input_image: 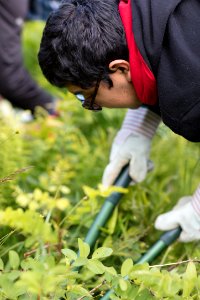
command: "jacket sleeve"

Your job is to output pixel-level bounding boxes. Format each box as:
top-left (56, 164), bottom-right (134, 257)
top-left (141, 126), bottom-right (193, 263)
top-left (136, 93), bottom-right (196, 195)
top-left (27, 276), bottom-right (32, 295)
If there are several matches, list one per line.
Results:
top-left (157, 0), bottom-right (200, 142)
top-left (0, 0), bottom-right (54, 113)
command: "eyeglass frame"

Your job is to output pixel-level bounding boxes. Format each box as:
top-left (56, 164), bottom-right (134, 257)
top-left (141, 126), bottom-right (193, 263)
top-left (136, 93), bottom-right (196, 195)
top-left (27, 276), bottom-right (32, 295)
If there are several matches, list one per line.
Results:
top-left (74, 74), bottom-right (102, 111)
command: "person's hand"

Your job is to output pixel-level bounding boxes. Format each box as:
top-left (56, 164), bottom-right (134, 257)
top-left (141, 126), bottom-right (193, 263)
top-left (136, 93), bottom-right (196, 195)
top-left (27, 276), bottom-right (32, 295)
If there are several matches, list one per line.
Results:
top-left (43, 98), bottom-right (60, 117)
top-left (102, 133), bottom-right (151, 187)
top-left (155, 196), bottom-right (200, 242)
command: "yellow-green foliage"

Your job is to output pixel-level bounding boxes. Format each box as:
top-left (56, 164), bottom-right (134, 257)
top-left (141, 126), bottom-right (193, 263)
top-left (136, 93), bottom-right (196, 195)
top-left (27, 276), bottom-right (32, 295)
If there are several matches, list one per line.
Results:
top-left (0, 208), bottom-right (57, 244)
top-left (0, 21), bottom-right (199, 299)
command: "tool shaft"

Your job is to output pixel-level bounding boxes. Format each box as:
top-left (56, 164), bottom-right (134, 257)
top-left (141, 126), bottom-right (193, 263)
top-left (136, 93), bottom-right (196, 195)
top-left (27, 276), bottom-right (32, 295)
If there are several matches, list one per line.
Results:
top-left (84, 165), bottom-right (131, 248)
top-left (101, 227), bottom-right (181, 300)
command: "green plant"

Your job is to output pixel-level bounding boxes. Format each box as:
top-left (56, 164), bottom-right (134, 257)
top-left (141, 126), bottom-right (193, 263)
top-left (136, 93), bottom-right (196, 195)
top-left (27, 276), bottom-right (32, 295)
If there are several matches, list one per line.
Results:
top-left (0, 20), bottom-right (199, 299)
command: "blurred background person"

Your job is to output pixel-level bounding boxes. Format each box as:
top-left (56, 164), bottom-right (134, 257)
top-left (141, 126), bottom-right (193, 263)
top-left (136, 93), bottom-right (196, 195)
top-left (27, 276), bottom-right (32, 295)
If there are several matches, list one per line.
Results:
top-left (0, 0), bottom-right (59, 119)
top-left (28, 0), bottom-right (60, 21)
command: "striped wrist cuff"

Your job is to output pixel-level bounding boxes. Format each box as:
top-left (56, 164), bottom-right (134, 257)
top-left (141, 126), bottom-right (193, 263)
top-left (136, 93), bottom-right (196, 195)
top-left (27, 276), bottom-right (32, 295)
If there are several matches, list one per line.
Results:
top-left (192, 185), bottom-right (200, 215)
top-left (115, 107), bottom-right (161, 144)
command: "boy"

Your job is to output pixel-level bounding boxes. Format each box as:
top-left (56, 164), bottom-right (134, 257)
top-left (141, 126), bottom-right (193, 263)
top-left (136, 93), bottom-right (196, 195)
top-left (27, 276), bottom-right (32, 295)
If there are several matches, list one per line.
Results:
top-left (38, 0), bottom-right (200, 242)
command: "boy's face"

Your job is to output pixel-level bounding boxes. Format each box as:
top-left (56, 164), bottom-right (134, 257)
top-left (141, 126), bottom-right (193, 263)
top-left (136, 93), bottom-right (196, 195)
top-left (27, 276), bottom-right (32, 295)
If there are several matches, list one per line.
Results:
top-left (67, 60), bottom-right (142, 110)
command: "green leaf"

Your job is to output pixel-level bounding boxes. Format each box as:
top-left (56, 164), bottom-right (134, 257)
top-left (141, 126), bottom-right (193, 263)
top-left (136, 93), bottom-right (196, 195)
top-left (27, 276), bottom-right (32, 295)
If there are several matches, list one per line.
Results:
top-left (61, 248), bottom-right (77, 261)
top-left (45, 255), bottom-right (56, 268)
top-left (73, 257), bottom-right (88, 267)
top-left (82, 186), bottom-right (99, 199)
top-left (119, 278), bottom-right (128, 291)
top-left (0, 275), bottom-right (23, 298)
top-left (121, 258), bottom-right (133, 277)
top-left (197, 276), bottom-right (200, 290)
top-left (0, 258), bottom-right (4, 271)
top-left (161, 270), bottom-right (181, 297)
top-left (106, 207), bottom-right (118, 234)
top-left (9, 250), bottom-right (20, 269)
top-left (104, 266), bottom-right (118, 282)
top-left (21, 258), bottom-right (33, 271)
top-left (182, 261), bottom-right (197, 297)
top-left (87, 259), bottom-right (105, 274)
top-left (16, 271), bottom-right (41, 294)
top-left (104, 266), bottom-right (117, 276)
top-left (130, 263), bottom-right (149, 280)
top-left (92, 247), bottom-right (113, 259)
top-left (7, 270), bottom-right (21, 281)
top-left (70, 285), bottom-right (92, 297)
top-left (78, 238), bottom-right (90, 258)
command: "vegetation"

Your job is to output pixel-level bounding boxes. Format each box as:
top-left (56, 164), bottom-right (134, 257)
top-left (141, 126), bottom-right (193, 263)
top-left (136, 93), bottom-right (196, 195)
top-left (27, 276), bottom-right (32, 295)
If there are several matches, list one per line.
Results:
top-left (0, 20), bottom-right (199, 299)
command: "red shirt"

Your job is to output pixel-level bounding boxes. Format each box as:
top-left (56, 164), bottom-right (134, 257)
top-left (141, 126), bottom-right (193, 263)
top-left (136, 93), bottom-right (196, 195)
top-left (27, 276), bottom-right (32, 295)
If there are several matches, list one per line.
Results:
top-left (119, 0), bottom-right (157, 105)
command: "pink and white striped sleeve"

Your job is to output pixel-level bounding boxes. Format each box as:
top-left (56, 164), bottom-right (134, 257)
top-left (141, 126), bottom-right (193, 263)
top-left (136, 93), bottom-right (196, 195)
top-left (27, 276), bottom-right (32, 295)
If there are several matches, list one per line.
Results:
top-left (114, 107), bottom-right (161, 144)
top-left (192, 185), bottom-right (200, 215)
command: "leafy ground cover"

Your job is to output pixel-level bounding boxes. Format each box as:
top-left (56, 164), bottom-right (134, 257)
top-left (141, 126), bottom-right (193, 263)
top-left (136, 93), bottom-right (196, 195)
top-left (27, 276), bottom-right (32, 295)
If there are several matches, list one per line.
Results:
top-left (0, 21), bottom-right (199, 299)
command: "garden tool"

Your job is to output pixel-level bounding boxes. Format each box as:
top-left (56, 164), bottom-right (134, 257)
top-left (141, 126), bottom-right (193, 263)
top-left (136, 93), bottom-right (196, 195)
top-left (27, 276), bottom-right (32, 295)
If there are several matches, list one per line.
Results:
top-left (99, 165), bottom-right (181, 300)
top-left (80, 163), bottom-right (181, 300)
top-left (84, 164), bottom-right (131, 248)
top-left (73, 164), bottom-right (132, 273)
top-left (101, 226), bottom-right (181, 300)
top-left (84, 162), bottom-right (153, 249)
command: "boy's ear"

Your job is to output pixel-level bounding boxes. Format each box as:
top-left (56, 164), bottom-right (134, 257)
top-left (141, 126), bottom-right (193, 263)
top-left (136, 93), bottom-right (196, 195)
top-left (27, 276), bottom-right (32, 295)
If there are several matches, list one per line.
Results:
top-left (109, 60), bottom-right (131, 81)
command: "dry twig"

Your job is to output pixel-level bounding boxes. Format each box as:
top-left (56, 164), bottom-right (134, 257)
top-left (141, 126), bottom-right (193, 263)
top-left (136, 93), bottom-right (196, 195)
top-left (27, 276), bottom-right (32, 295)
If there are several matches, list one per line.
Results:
top-left (0, 166), bottom-right (33, 184)
top-left (77, 281), bottom-right (106, 300)
top-left (150, 258), bottom-right (200, 269)
top-left (24, 243), bottom-right (63, 258)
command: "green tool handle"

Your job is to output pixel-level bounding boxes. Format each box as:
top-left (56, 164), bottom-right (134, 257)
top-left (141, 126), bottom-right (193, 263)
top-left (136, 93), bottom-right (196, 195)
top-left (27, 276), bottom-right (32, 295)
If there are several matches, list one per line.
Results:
top-left (84, 165), bottom-right (131, 248)
top-left (136, 226), bottom-right (181, 264)
top-left (101, 226), bottom-right (182, 300)
top-left (84, 161), bottom-right (153, 249)
top-left (73, 166), bottom-right (131, 273)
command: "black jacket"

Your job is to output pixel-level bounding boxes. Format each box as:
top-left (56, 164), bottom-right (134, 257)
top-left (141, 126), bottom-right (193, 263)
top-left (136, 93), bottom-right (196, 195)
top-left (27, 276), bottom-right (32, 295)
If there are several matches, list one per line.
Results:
top-left (129, 0), bottom-right (200, 142)
top-left (0, 0), bottom-right (54, 113)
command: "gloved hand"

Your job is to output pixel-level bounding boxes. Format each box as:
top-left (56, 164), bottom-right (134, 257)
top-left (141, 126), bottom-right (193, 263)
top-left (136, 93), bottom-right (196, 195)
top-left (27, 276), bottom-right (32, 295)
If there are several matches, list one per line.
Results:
top-left (102, 133), bottom-right (151, 187)
top-left (155, 196), bottom-right (200, 242)
top-left (43, 98), bottom-right (60, 117)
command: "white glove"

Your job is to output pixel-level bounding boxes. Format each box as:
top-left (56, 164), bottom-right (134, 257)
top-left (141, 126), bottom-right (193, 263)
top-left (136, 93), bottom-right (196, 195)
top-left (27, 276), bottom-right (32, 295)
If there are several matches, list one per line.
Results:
top-left (155, 196), bottom-right (200, 242)
top-left (102, 133), bottom-right (151, 187)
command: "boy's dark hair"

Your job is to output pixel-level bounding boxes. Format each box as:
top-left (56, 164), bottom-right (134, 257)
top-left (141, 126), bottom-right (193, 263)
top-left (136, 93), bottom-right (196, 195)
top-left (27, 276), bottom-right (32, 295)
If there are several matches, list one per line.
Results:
top-left (38, 0), bottom-right (128, 89)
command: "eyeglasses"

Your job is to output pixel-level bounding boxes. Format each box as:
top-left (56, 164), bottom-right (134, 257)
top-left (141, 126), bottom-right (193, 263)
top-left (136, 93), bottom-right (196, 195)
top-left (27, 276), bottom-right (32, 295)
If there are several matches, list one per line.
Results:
top-left (74, 76), bottom-right (102, 111)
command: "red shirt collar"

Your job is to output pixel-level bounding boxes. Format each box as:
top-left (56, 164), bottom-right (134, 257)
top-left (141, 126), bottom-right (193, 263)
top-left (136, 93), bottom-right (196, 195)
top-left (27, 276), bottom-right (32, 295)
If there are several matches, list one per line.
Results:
top-left (119, 0), bottom-right (157, 105)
